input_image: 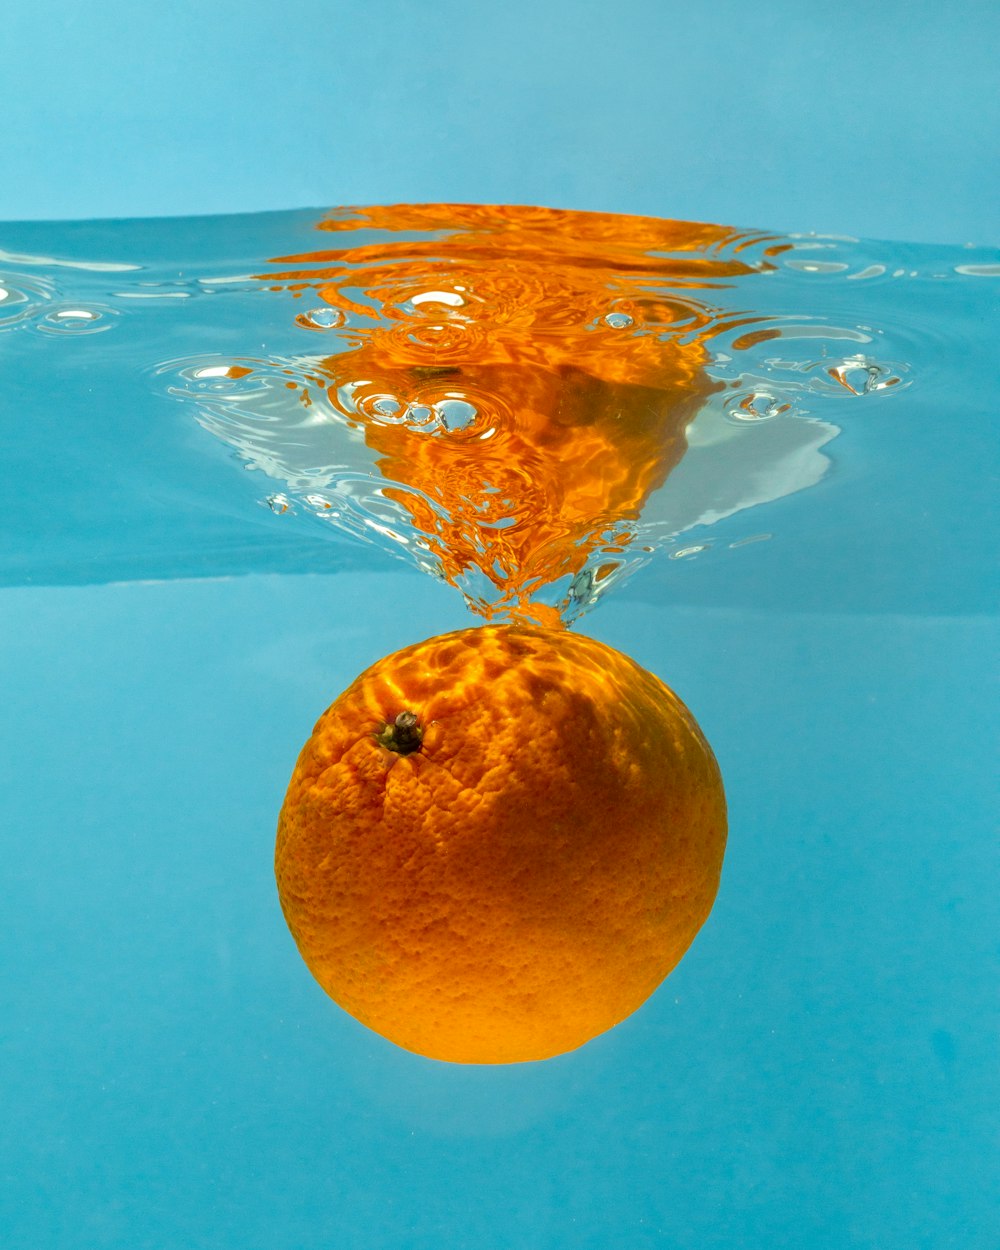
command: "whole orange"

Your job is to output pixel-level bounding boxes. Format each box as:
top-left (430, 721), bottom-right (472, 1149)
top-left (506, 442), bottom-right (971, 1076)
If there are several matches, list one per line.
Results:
top-left (275, 625), bottom-right (727, 1063)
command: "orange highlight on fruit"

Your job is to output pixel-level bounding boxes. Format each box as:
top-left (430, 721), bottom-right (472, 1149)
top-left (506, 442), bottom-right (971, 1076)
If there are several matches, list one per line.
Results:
top-left (275, 625), bottom-right (727, 1064)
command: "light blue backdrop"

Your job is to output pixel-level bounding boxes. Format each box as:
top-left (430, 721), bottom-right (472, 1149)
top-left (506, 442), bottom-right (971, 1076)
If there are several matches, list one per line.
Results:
top-left (5, 0), bottom-right (998, 244)
top-left (3, 6), bottom-right (998, 1246)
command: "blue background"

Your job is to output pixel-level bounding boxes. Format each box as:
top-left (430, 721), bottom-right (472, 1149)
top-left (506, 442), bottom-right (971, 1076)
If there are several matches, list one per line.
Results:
top-left (2, 4), bottom-right (998, 1247)
top-left (4, 0), bottom-right (999, 244)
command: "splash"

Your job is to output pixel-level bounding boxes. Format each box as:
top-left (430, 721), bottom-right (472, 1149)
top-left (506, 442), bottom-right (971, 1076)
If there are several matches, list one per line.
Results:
top-left (173, 206), bottom-right (790, 623)
top-left (158, 205), bottom-right (912, 623)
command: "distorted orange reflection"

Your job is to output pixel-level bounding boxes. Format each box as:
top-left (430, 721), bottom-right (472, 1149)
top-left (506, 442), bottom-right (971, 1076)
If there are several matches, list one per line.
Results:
top-left (257, 204), bottom-right (782, 624)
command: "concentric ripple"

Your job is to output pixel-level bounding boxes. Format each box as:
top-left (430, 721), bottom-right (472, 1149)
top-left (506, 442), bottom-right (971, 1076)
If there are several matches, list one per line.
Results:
top-left (0, 272), bottom-right (57, 330)
top-left (36, 303), bottom-right (120, 335)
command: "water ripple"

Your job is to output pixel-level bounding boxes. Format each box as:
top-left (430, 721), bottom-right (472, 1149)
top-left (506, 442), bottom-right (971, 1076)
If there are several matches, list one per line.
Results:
top-left (0, 271), bottom-right (56, 330)
top-left (36, 303), bottom-right (120, 335)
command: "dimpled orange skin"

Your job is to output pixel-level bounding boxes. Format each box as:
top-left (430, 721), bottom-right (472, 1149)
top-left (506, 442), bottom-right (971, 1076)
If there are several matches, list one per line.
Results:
top-left (275, 625), bottom-right (727, 1064)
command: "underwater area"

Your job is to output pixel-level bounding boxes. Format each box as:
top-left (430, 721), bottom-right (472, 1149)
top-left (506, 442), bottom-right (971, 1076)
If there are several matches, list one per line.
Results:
top-left (1, 201), bottom-right (997, 1247)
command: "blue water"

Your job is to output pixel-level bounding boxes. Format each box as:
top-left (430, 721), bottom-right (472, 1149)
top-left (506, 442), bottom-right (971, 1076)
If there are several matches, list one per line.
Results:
top-left (1, 207), bottom-right (997, 1248)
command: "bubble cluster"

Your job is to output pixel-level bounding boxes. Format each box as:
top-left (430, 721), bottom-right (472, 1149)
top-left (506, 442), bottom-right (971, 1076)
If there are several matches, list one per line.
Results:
top-left (333, 377), bottom-right (501, 439)
top-left (708, 313), bottom-right (911, 418)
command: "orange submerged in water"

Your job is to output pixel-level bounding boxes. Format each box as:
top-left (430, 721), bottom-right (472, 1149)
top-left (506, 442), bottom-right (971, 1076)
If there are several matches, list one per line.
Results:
top-left (275, 625), bottom-right (727, 1063)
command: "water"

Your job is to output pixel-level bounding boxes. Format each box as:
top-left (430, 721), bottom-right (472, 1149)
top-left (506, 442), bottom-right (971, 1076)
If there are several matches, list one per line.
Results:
top-left (2, 206), bottom-right (997, 1248)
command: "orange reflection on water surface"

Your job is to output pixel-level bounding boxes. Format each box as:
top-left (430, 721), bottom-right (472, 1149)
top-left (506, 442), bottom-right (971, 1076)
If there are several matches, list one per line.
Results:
top-left (258, 204), bottom-right (781, 624)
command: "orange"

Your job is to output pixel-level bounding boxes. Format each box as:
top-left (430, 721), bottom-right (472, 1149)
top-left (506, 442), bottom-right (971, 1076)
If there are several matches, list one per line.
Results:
top-left (275, 624), bottom-right (727, 1064)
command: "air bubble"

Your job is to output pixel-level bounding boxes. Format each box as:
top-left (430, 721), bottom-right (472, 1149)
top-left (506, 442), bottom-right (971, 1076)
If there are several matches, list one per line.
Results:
top-left (295, 307), bottom-right (347, 330)
top-left (726, 392), bottom-right (790, 422)
top-left (264, 493), bottom-right (293, 514)
top-left (827, 359), bottom-right (903, 395)
top-left (602, 311), bottom-right (634, 329)
top-left (347, 387), bottom-right (408, 424)
top-left (437, 398), bottom-right (478, 431)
